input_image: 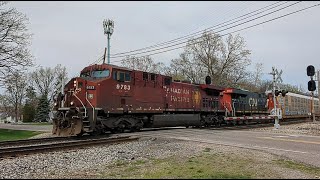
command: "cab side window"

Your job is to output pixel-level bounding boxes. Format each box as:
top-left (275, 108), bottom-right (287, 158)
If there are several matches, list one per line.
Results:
top-left (113, 71), bottom-right (117, 80)
top-left (125, 72), bottom-right (131, 82)
top-left (113, 70), bottom-right (131, 82)
top-left (118, 72), bottom-right (125, 82)
top-left (164, 77), bottom-right (171, 85)
top-left (143, 72), bottom-right (148, 81)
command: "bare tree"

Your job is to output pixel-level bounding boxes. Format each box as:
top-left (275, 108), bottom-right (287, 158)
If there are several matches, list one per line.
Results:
top-left (252, 63), bottom-right (264, 88)
top-left (0, 2), bottom-right (33, 85)
top-left (237, 63), bottom-right (264, 92)
top-left (2, 71), bottom-right (27, 122)
top-left (30, 64), bottom-right (68, 103)
top-left (165, 53), bottom-right (207, 84)
top-left (171, 32), bottom-right (251, 87)
top-left (0, 93), bottom-right (12, 118)
top-left (121, 56), bottom-right (165, 74)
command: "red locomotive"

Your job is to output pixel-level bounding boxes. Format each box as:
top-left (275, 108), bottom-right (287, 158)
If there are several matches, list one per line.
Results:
top-left (52, 63), bottom-right (275, 136)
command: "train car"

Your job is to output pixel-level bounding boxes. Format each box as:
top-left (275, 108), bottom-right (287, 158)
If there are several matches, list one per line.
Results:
top-left (265, 90), bottom-right (319, 119)
top-left (221, 88), bottom-right (272, 125)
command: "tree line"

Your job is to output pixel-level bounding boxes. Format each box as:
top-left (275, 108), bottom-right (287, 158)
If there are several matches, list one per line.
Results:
top-left (121, 32), bottom-right (305, 95)
top-left (0, 2), bottom-right (68, 122)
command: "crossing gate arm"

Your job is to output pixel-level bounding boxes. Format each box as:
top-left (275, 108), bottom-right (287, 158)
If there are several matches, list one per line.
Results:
top-left (224, 116), bottom-right (274, 121)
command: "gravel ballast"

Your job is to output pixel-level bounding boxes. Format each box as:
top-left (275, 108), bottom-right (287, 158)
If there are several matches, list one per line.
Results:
top-left (249, 121), bottom-right (320, 136)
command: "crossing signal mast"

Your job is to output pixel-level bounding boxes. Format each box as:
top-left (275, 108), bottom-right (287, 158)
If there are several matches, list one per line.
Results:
top-left (269, 67), bottom-right (287, 129)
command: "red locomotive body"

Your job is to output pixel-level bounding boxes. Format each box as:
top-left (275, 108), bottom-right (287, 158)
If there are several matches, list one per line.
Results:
top-left (52, 63), bottom-right (274, 136)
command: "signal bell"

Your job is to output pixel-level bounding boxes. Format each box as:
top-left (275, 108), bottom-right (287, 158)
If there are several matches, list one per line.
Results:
top-left (281, 90), bottom-right (288, 97)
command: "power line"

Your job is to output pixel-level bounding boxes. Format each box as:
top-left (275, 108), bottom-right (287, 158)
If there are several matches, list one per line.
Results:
top-left (173, 1), bottom-right (256, 37)
top-left (91, 1), bottom-right (260, 64)
top-left (111, 1), bottom-right (287, 57)
top-left (110, 1), bottom-right (301, 59)
top-left (87, 55), bottom-right (104, 66)
top-left (110, 2), bottom-right (320, 64)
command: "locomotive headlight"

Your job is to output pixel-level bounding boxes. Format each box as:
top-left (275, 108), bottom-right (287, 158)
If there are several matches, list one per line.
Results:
top-left (54, 102), bottom-right (57, 107)
top-left (73, 80), bottom-right (77, 87)
top-left (70, 101), bottom-right (74, 106)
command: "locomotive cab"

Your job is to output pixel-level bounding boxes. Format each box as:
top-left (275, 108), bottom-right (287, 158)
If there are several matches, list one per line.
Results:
top-left (52, 64), bottom-right (114, 136)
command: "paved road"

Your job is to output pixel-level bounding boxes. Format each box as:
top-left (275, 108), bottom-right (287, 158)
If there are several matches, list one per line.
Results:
top-left (124, 128), bottom-right (320, 168)
top-left (0, 123), bottom-right (53, 132)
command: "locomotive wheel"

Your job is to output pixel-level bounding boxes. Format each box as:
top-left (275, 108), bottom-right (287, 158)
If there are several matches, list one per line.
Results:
top-left (130, 127), bottom-right (141, 132)
top-left (76, 131), bottom-right (84, 137)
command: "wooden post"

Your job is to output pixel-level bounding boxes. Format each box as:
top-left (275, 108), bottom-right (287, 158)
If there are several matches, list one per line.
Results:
top-left (103, 47), bottom-right (107, 64)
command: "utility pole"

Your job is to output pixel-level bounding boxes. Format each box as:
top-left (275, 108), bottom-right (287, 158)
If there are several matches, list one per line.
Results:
top-left (311, 87), bottom-right (315, 122)
top-left (60, 76), bottom-right (64, 108)
top-left (103, 19), bottom-right (114, 64)
top-left (318, 70), bottom-right (320, 116)
top-left (103, 47), bottom-right (107, 64)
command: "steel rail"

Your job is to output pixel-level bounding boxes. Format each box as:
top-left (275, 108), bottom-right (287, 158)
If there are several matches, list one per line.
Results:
top-left (0, 136), bottom-right (139, 158)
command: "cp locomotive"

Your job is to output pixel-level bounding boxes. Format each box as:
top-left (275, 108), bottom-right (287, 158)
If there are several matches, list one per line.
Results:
top-left (51, 63), bottom-right (315, 136)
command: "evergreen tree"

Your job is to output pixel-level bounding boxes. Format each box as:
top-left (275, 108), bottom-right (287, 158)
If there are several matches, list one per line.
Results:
top-left (34, 95), bottom-right (50, 122)
top-left (22, 86), bottom-right (37, 122)
top-left (22, 103), bottom-right (35, 122)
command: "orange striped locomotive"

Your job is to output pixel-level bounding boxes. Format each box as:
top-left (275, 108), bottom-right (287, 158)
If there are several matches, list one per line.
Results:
top-left (52, 63), bottom-right (280, 136)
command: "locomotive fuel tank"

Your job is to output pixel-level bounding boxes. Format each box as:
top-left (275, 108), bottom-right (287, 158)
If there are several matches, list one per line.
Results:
top-left (151, 114), bottom-right (201, 128)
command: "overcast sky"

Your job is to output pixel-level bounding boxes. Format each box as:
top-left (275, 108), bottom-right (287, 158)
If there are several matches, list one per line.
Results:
top-left (9, 1), bottom-right (320, 92)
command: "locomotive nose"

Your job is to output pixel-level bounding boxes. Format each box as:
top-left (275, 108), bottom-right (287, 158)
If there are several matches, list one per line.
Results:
top-left (62, 77), bottom-right (87, 107)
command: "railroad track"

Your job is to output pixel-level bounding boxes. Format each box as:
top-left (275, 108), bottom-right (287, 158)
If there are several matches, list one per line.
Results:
top-left (0, 134), bottom-right (114, 147)
top-left (0, 136), bottom-right (72, 147)
top-left (207, 118), bottom-right (312, 131)
top-left (0, 136), bottom-right (139, 159)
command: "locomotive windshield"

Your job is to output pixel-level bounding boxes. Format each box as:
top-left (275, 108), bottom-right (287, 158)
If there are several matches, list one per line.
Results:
top-left (92, 69), bottom-right (110, 78)
top-left (80, 69), bottom-right (110, 78)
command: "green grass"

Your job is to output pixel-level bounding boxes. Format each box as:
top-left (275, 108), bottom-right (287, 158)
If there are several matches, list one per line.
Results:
top-left (273, 159), bottom-right (320, 177)
top-left (0, 129), bottom-right (43, 141)
top-left (101, 149), bottom-right (255, 179)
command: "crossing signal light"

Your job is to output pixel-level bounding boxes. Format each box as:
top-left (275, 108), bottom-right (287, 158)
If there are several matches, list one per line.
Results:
top-left (275, 90), bottom-right (280, 96)
top-left (307, 65), bottom-right (315, 76)
top-left (281, 90), bottom-right (288, 97)
top-left (205, 76), bottom-right (211, 85)
top-left (308, 80), bottom-right (316, 91)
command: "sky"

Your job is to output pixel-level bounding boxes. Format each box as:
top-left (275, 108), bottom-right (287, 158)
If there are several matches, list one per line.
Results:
top-left (8, 1), bottom-right (320, 92)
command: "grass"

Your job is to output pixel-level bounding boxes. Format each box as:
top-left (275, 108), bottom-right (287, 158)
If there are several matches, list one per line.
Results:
top-left (101, 149), bottom-right (255, 179)
top-left (0, 129), bottom-right (43, 141)
top-left (100, 148), bottom-right (320, 179)
top-left (273, 159), bottom-right (320, 177)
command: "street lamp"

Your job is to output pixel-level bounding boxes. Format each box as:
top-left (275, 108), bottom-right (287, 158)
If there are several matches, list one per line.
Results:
top-left (103, 19), bottom-right (114, 64)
